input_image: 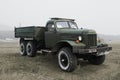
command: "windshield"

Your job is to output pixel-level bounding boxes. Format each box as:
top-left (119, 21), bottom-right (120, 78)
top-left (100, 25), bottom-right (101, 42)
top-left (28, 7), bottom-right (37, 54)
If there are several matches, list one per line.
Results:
top-left (69, 21), bottom-right (78, 29)
top-left (56, 21), bottom-right (78, 29)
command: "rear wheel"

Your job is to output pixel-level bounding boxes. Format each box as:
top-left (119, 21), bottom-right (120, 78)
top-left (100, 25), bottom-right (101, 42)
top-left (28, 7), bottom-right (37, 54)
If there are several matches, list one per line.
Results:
top-left (26, 41), bottom-right (36, 57)
top-left (20, 41), bottom-right (27, 56)
top-left (88, 55), bottom-right (105, 65)
top-left (58, 47), bottom-right (77, 72)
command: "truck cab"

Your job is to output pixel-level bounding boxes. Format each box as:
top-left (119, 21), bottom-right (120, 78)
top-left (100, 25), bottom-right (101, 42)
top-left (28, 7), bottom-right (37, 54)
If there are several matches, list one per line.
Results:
top-left (15, 18), bottom-right (112, 72)
top-left (45, 18), bottom-right (99, 53)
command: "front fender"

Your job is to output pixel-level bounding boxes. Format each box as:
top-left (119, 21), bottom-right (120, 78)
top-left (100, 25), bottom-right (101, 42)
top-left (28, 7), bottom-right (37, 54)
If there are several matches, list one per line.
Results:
top-left (52, 40), bottom-right (86, 53)
top-left (63, 40), bottom-right (86, 47)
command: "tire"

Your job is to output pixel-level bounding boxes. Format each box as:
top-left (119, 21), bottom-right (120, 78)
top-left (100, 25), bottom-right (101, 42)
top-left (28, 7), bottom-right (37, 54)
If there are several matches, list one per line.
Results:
top-left (26, 41), bottom-right (36, 57)
top-left (20, 41), bottom-right (27, 56)
top-left (88, 55), bottom-right (105, 65)
top-left (58, 47), bottom-right (77, 72)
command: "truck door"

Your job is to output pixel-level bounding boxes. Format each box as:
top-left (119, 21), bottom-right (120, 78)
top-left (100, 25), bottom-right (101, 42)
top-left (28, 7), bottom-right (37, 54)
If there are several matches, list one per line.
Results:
top-left (45, 23), bottom-right (59, 48)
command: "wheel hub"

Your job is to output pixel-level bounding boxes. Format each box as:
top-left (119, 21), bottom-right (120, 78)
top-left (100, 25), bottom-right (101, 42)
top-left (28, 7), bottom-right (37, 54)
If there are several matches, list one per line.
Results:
top-left (60, 54), bottom-right (68, 67)
top-left (28, 46), bottom-right (32, 53)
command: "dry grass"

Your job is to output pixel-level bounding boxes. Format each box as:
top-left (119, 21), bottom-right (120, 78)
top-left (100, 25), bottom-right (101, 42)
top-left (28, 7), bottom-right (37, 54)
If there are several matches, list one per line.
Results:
top-left (0, 41), bottom-right (120, 80)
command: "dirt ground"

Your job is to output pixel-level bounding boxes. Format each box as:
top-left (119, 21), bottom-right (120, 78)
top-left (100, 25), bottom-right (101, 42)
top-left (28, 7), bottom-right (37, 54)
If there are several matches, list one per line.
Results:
top-left (0, 41), bottom-right (120, 80)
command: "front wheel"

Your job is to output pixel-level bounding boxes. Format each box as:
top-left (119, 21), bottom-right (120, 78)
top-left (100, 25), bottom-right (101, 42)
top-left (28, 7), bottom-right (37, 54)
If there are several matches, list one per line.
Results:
top-left (88, 55), bottom-right (105, 65)
top-left (58, 47), bottom-right (77, 72)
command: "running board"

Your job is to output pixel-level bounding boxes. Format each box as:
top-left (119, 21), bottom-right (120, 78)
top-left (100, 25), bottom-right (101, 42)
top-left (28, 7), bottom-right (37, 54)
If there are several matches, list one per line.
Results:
top-left (41, 49), bottom-right (52, 54)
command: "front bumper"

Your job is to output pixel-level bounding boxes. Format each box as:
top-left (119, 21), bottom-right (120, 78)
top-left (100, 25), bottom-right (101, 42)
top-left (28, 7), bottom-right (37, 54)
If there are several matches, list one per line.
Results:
top-left (73, 46), bottom-right (112, 56)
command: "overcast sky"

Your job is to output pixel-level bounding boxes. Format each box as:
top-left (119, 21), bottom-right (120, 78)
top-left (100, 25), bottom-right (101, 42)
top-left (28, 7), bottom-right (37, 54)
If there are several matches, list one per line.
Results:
top-left (0, 0), bottom-right (120, 35)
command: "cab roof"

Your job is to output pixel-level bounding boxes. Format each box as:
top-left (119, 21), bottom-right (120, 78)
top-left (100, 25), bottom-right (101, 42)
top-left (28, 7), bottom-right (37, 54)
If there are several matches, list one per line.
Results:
top-left (51, 17), bottom-right (75, 21)
top-left (46, 17), bottom-right (75, 25)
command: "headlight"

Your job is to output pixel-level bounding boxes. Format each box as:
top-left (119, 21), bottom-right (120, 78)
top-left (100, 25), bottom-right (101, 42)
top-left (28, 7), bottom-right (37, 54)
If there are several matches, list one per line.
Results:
top-left (78, 36), bottom-right (82, 41)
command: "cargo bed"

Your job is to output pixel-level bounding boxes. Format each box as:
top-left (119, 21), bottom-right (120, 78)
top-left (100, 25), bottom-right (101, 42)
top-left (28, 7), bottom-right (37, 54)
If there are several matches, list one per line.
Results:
top-left (15, 26), bottom-right (46, 41)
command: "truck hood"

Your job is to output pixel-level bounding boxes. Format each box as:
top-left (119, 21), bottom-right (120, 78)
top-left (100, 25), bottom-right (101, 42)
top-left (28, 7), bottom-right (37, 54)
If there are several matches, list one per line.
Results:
top-left (57, 28), bottom-right (96, 35)
top-left (57, 28), bottom-right (96, 41)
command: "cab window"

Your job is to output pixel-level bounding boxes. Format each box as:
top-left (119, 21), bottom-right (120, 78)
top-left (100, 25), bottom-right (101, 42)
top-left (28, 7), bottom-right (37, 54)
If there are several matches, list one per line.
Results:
top-left (47, 24), bottom-right (55, 31)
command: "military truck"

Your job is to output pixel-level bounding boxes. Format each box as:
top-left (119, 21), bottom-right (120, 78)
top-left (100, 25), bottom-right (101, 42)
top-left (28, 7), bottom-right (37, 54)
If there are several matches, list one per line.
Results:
top-left (15, 18), bottom-right (112, 72)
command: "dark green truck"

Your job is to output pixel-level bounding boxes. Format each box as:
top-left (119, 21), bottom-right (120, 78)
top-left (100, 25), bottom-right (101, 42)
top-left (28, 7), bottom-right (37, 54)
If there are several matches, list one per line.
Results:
top-left (15, 18), bottom-right (112, 72)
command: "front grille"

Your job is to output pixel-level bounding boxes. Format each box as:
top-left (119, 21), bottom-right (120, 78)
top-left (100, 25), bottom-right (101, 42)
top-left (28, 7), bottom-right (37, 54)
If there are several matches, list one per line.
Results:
top-left (82, 34), bottom-right (97, 47)
top-left (87, 34), bottom-right (97, 46)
